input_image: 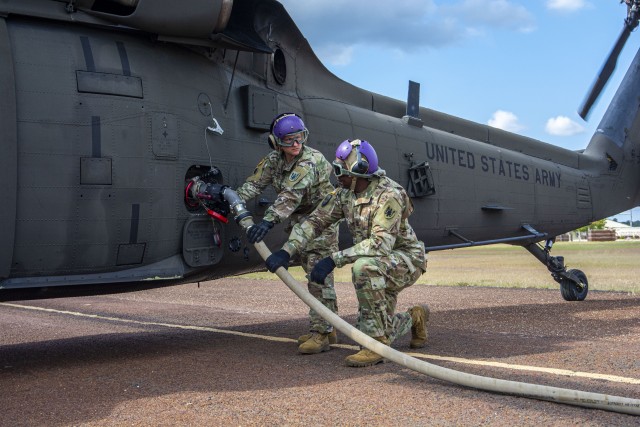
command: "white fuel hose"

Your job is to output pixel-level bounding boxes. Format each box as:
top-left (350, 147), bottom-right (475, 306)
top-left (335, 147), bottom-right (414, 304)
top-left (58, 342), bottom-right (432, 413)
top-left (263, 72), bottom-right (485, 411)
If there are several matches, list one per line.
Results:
top-left (221, 187), bottom-right (639, 416)
top-left (250, 238), bottom-right (640, 415)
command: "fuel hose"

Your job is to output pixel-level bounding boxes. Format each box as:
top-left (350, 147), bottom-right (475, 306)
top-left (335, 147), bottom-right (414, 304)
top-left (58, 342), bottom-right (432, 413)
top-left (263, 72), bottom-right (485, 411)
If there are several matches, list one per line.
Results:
top-left (224, 189), bottom-right (640, 416)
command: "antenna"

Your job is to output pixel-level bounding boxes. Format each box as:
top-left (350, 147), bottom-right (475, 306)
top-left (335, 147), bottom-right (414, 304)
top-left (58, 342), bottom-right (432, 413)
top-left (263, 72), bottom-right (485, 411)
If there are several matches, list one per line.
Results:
top-left (403, 80), bottom-right (423, 128)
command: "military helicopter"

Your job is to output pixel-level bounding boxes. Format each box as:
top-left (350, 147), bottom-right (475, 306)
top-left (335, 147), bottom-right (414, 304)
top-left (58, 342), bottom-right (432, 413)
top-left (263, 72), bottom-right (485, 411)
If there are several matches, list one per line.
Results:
top-left (1, 0), bottom-right (639, 302)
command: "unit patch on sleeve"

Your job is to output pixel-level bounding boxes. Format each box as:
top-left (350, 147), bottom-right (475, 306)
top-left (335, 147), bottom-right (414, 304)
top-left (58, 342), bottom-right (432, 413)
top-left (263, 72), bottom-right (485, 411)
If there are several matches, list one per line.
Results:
top-left (288, 166), bottom-right (309, 185)
top-left (384, 206), bottom-right (396, 220)
top-left (378, 198), bottom-right (402, 227)
top-left (247, 158), bottom-right (267, 181)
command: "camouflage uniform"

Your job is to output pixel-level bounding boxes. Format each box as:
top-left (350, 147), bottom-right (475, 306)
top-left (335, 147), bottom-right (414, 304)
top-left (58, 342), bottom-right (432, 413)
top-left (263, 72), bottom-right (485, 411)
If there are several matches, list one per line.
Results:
top-left (284, 172), bottom-right (427, 342)
top-left (236, 146), bottom-right (339, 334)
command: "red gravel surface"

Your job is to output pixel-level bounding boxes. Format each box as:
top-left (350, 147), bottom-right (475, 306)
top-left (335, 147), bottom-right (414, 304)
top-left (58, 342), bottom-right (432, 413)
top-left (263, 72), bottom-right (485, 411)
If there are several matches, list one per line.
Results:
top-left (1, 280), bottom-right (639, 426)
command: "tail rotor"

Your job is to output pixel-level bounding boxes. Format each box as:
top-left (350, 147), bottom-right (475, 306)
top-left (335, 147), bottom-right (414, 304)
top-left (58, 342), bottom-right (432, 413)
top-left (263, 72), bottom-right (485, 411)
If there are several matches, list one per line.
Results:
top-left (578, 0), bottom-right (640, 120)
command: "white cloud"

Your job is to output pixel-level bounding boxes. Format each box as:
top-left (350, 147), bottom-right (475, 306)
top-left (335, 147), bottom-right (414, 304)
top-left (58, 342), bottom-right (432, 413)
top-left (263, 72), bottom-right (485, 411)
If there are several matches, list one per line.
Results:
top-left (317, 44), bottom-right (355, 66)
top-left (546, 0), bottom-right (587, 12)
top-left (545, 116), bottom-right (585, 136)
top-left (488, 110), bottom-right (525, 132)
top-left (445, 0), bottom-right (536, 33)
top-left (279, 0), bottom-right (536, 58)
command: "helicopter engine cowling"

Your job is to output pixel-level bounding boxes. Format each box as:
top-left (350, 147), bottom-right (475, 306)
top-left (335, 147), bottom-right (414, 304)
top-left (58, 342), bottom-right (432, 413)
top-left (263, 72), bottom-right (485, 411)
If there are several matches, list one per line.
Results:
top-left (79, 0), bottom-right (233, 38)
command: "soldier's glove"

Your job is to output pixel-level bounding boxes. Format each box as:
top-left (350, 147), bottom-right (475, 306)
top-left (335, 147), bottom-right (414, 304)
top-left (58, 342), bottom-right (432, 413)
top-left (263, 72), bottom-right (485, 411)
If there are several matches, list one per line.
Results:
top-left (310, 257), bottom-right (336, 284)
top-left (266, 249), bottom-right (290, 272)
top-left (247, 220), bottom-right (274, 243)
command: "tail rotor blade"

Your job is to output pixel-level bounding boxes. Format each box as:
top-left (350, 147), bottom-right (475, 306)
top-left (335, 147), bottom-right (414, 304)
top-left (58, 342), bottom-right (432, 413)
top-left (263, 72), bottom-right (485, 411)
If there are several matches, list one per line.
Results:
top-left (578, 24), bottom-right (632, 120)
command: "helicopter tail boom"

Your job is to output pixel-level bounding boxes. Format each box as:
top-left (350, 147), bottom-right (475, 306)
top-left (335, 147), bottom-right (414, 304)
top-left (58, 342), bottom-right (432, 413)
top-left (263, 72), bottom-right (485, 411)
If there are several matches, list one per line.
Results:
top-left (582, 41), bottom-right (640, 219)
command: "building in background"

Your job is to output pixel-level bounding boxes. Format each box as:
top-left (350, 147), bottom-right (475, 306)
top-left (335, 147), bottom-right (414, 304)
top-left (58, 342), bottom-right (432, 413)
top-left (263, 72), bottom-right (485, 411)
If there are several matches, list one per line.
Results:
top-left (605, 220), bottom-right (640, 239)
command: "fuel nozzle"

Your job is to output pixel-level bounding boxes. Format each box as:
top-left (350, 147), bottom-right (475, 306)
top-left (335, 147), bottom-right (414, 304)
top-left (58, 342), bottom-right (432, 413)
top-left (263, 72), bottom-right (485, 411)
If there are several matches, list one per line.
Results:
top-left (185, 177), bottom-right (253, 228)
top-left (185, 178), bottom-right (230, 223)
top-left (219, 187), bottom-right (253, 229)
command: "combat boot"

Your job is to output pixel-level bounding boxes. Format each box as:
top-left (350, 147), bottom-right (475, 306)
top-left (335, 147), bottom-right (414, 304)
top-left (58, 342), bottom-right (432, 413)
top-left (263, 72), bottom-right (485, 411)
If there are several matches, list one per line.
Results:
top-left (345, 336), bottom-right (389, 367)
top-left (297, 329), bottom-right (338, 346)
top-left (409, 304), bottom-right (430, 348)
top-left (298, 332), bottom-right (331, 354)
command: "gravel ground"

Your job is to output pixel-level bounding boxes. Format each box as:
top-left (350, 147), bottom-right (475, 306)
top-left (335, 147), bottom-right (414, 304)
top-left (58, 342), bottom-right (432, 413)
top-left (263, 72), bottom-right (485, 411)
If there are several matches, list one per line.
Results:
top-left (1, 280), bottom-right (639, 426)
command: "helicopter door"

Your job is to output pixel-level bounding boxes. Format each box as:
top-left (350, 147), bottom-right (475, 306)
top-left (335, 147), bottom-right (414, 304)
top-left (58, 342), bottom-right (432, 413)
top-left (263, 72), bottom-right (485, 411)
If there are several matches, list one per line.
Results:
top-left (0, 18), bottom-right (16, 279)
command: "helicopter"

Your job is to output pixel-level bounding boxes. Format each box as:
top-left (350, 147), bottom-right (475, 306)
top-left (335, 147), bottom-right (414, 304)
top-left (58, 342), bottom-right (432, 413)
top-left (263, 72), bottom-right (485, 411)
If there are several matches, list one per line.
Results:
top-left (1, 0), bottom-right (639, 302)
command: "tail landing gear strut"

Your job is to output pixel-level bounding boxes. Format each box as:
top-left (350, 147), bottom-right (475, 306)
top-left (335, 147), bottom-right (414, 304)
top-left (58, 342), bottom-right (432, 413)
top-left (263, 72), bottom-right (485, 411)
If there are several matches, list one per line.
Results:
top-left (525, 239), bottom-right (589, 301)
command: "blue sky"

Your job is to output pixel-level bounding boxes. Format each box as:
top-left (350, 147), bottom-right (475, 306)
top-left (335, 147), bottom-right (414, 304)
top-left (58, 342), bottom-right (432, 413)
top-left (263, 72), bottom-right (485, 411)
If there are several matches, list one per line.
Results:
top-left (278, 0), bottom-right (640, 223)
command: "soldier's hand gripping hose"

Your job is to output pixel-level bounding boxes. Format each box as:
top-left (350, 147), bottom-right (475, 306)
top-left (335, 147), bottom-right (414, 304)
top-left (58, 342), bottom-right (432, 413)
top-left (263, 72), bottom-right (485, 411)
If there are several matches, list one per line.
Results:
top-left (247, 219), bottom-right (274, 243)
top-left (309, 257), bottom-right (335, 284)
top-left (265, 249), bottom-right (290, 272)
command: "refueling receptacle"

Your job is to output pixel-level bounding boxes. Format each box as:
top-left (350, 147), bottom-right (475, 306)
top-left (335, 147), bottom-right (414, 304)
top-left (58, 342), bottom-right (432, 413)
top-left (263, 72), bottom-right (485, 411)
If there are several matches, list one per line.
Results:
top-left (182, 167), bottom-right (255, 268)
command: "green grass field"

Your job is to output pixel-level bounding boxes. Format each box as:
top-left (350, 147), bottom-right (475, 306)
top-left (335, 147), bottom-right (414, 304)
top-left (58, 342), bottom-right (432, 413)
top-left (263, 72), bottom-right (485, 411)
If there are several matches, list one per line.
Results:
top-left (241, 241), bottom-right (640, 294)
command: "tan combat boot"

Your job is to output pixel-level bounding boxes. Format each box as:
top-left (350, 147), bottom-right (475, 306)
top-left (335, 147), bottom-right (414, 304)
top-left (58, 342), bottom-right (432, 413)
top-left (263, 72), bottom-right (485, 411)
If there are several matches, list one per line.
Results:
top-left (409, 304), bottom-right (430, 348)
top-left (344, 336), bottom-right (389, 367)
top-left (298, 332), bottom-right (331, 354)
top-left (297, 329), bottom-right (338, 346)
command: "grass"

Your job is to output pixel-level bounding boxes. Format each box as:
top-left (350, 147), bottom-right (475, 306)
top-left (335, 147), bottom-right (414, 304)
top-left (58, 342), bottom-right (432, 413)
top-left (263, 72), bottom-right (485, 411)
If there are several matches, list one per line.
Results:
top-left (240, 241), bottom-right (640, 294)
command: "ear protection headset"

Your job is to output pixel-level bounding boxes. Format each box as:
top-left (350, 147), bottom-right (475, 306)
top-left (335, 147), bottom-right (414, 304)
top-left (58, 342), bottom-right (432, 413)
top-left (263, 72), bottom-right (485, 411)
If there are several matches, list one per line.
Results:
top-left (268, 113), bottom-right (304, 149)
top-left (268, 133), bottom-right (277, 149)
top-left (349, 139), bottom-right (370, 175)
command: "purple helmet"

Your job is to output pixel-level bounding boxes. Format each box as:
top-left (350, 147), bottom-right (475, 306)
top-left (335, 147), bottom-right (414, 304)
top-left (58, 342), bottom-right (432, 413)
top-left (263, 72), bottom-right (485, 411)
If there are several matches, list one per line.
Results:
top-left (269, 113), bottom-right (309, 147)
top-left (335, 139), bottom-right (379, 176)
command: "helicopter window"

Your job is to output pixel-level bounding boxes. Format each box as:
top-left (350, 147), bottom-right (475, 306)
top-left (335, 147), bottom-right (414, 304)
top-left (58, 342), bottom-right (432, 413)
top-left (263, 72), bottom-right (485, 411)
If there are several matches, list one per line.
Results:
top-left (271, 48), bottom-right (286, 85)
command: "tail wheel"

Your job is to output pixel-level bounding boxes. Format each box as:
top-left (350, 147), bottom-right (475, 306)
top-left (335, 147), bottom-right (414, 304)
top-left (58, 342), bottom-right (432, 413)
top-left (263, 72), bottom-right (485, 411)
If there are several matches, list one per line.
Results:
top-left (560, 269), bottom-right (588, 301)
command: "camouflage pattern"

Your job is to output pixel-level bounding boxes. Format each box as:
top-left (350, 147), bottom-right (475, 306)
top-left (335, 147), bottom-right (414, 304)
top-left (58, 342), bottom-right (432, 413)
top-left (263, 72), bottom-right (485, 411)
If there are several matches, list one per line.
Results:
top-left (283, 173), bottom-right (427, 339)
top-left (236, 146), bottom-right (339, 333)
top-left (236, 146), bottom-right (335, 224)
top-left (298, 222), bottom-right (340, 333)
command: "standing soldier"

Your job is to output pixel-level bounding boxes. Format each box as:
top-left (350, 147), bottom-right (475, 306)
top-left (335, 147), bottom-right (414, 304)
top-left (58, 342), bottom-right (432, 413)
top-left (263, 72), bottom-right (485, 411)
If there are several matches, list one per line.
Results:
top-left (265, 139), bottom-right (429, 367)
top-left (236, 113), bottom-right (340, 354)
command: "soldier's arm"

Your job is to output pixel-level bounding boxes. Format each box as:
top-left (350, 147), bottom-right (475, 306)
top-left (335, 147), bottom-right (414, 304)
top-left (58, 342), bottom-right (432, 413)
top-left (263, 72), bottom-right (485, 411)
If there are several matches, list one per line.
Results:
top-left (262, 163), bottom-right (313, 224)
top-left (235, 156), bottom-right (275, 202)
top-left (283, 190), bottom-right (342, 257)
top-left (332, 196), bottom-right (402, 267)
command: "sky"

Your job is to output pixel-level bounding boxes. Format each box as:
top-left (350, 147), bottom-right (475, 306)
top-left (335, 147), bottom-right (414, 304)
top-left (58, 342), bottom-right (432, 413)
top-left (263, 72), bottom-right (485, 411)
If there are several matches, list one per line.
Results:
top-left (278, 0), bottom-right (640, 223)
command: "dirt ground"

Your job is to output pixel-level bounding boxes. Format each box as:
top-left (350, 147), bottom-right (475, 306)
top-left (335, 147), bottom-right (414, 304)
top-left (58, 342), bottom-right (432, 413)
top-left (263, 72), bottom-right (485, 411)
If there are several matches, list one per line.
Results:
top-left (1, 280), bottom-right (639, 426)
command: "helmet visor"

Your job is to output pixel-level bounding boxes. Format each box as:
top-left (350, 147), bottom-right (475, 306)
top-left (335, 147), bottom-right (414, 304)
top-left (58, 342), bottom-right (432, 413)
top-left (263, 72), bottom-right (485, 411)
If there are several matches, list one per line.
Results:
top-left (332, 160), bottom-right (351, 177)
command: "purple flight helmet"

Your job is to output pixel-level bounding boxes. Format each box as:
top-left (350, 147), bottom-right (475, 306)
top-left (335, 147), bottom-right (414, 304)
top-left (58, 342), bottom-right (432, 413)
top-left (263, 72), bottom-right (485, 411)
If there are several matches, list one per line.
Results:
top-left (270, 113), bottom-right (309, 147)
top-left (335, 139), bottom-right (379, 176)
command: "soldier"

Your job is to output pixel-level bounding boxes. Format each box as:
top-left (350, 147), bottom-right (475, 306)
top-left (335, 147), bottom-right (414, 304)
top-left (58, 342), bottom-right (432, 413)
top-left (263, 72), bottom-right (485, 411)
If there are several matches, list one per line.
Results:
top-left (265, 139), bottom-right (429, 367)
top-left (236, 113), bottom-right (340, 354)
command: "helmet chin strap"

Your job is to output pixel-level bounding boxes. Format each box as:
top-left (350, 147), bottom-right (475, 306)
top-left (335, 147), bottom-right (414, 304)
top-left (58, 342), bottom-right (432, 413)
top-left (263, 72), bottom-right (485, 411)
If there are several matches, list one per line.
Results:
top-left (349, 176), bottom-right (358, 192)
